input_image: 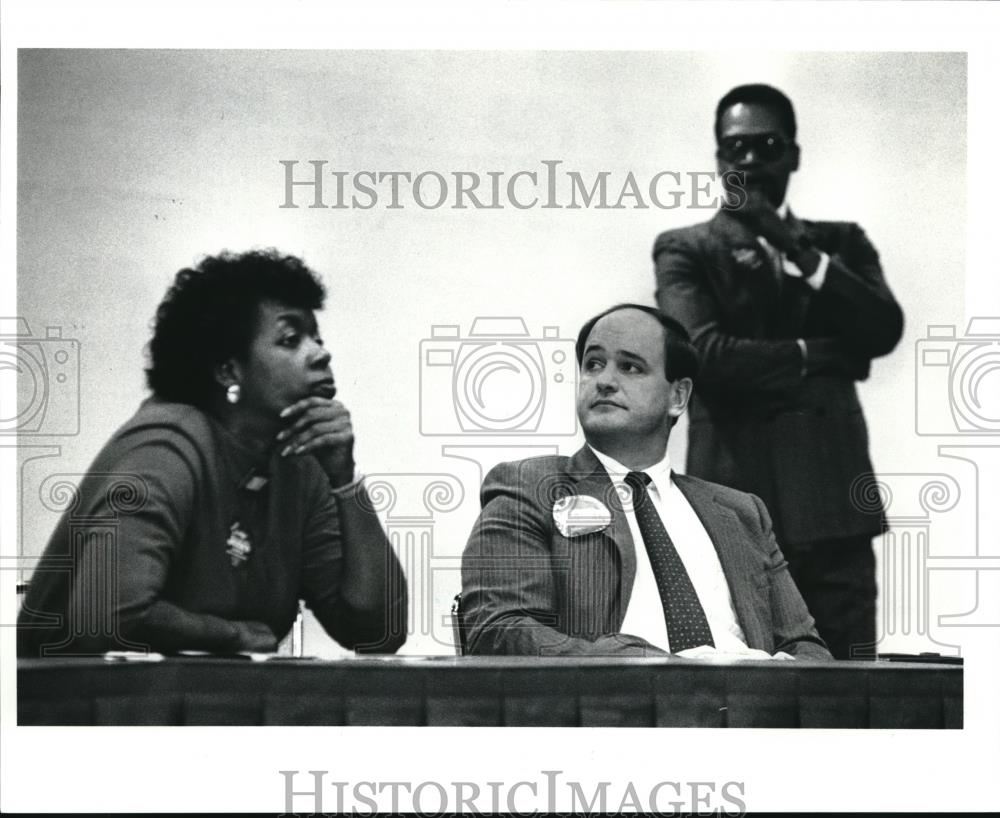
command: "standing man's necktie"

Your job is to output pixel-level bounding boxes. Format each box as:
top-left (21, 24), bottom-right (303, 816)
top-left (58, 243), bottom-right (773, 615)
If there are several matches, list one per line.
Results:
top-left (759, 236), bottom-right (785, 297)
top-left (624, 471), bottom-right (715, 652)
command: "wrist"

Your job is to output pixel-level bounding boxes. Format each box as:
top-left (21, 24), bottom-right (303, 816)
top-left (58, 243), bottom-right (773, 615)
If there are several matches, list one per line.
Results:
top-left (328, 471), bottom-right (356, 490)
top-left (321, 455), bottom-right (357, 489)
top-left (228, 620), bottom-right (246, 651)
top-left (331, 468), bottom-right (364, 497)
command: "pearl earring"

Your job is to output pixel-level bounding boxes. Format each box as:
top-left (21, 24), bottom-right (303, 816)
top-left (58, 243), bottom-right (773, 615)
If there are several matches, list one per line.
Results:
top-left (226, 384), bottom-right (241, 405)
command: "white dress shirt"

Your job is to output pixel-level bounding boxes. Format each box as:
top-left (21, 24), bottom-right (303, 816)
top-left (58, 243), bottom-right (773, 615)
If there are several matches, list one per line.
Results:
top-left (589, 446), bottom-right (748, 653)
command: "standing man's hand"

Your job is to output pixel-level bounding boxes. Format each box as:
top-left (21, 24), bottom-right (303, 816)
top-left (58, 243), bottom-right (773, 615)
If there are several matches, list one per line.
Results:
top-left (736, 188), bottom-right (809, 256)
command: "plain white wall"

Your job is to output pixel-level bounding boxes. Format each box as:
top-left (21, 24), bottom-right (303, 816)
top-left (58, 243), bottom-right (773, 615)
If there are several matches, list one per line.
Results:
top-left (15, 50), bottom-right (967, 655)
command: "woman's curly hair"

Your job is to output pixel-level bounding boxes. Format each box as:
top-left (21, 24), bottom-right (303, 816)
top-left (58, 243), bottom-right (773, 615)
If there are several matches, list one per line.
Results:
top-left (146, 249), bottom-right (326, 408)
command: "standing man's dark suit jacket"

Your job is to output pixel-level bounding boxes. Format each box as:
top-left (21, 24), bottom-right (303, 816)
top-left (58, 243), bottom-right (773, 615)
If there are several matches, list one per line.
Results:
top-left (461, 446), bottom-right (831, 659)
top-left (653, 211), bottom-right (903, 546)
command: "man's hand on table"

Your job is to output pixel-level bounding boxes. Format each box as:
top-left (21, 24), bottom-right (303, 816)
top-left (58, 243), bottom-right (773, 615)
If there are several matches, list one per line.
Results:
top-left (232, 620), bottom-right (278, 653)
top-left (676, 644), bottom-right (796, 662)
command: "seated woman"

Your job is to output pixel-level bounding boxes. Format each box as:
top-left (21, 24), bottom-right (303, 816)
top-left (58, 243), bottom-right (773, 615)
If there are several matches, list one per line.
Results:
top-left (18, 250), bottom-right (407, 656)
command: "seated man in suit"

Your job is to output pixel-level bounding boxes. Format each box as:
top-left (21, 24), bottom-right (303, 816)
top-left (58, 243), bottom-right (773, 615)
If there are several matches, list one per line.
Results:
top-left (461, 303), bottom-right (832, 659)
top-left (652, 84), bottom-right (903, 658)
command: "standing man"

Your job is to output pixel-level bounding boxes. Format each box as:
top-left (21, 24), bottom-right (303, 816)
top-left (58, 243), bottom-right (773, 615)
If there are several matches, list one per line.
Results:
top-left (461, 303), bottom-right (831, 660)
top-left (653, 84), bottom-right (903, 658)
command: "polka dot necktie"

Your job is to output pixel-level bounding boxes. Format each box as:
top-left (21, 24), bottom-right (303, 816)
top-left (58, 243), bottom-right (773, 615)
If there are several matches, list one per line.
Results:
top-left (624, 471), bottom-right (715, 652)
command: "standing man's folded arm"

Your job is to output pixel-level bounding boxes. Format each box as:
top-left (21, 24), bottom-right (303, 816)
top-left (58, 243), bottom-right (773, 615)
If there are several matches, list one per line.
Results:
top-left (802, 224), bottom-right (904, 358)
top-left (654, 231), bottom-right (807, 394)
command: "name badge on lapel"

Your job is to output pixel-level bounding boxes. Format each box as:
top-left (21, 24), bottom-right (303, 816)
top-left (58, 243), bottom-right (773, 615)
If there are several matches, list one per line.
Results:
top-left (731, 246), bottom-right (765, 271)
top-left (552, 495), bottom-right (612, 538)
top-left (226, 522), bottom-right (252, 567)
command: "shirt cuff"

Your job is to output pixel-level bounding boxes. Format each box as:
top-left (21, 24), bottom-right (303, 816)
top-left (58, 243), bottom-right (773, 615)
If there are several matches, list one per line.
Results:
top-left (784, 250), bottom-right (830, 290)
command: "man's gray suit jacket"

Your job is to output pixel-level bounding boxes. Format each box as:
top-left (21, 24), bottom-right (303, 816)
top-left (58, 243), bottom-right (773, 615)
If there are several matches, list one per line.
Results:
top-left (461, 446), bottom-right (832, 659)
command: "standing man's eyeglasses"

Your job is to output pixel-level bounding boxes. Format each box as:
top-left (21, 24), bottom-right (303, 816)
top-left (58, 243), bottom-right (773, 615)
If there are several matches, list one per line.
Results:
top-left (716, 133), bottom-right (792, 162)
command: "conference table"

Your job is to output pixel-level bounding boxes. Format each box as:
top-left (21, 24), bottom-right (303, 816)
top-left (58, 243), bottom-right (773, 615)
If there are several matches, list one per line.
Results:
top-left (18, 655), bottom-right (961, 727)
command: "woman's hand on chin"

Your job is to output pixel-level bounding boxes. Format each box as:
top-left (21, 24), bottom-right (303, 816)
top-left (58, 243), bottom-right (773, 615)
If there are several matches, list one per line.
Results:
top-left (277, 397), bottom-right (356, 488)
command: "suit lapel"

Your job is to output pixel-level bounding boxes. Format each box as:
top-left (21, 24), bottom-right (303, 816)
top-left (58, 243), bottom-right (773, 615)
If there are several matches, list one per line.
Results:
top-left (672, 474), bottom-right (766, 649)
top-left (566, 446), bottom-right (637, 621)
